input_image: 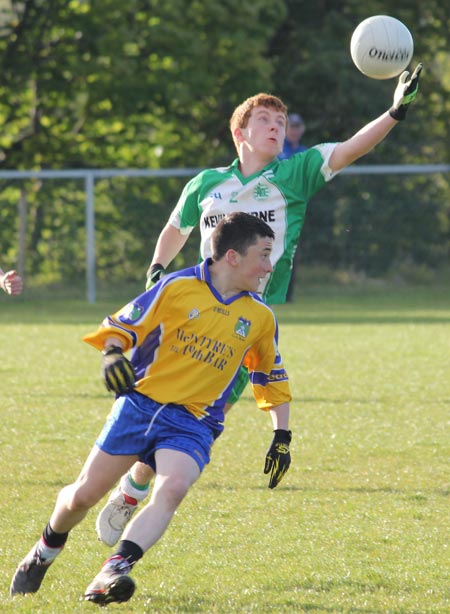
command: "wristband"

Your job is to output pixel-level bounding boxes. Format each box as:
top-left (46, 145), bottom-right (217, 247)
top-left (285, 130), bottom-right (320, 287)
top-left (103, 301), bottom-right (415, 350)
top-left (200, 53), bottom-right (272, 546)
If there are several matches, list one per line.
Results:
top-left (388, 106), bottom-right (407, 121)
top-left (273, 429), bottom-right (292, 443)
top-left (149, 263), bottom-right (165, 283)
top-left (102, 346), bottom-right (123, 356)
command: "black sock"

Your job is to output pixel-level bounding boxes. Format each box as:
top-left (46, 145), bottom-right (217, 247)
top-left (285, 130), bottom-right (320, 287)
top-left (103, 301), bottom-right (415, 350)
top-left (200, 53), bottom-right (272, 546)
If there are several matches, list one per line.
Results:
top-left (115, 540), bottom-right (144, 567)
top-left (42, 522), bottom-right (69, 549)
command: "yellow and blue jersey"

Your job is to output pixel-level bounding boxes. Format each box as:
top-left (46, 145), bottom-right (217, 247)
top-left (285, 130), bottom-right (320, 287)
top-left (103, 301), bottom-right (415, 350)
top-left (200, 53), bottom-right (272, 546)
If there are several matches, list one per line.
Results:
top-left (84, 259), bottom-right (291, 432)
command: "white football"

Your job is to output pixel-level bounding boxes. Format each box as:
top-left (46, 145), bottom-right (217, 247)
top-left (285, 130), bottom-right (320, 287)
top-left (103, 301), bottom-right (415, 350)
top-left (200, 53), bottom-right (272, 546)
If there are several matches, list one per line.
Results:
top-left (350, 15), bottom-right (414, 80)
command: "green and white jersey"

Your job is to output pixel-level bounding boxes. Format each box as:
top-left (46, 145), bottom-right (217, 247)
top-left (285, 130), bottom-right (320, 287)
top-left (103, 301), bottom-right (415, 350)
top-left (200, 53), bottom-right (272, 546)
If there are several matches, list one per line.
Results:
top-left (169, 143), bottom-right (339, 304)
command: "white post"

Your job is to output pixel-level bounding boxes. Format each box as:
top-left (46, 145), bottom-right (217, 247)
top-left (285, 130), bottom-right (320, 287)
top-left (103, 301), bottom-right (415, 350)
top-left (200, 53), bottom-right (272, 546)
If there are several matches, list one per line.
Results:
top-left (18, 187), bottom-right (27, 279)
top-left (85, 172), bottom-right (96, 303)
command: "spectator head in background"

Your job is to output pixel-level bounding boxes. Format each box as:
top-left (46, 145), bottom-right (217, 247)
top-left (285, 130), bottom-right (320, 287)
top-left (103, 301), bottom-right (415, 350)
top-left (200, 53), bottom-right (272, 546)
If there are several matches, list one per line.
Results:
top-left (279, 112), bottom-right (307, 159)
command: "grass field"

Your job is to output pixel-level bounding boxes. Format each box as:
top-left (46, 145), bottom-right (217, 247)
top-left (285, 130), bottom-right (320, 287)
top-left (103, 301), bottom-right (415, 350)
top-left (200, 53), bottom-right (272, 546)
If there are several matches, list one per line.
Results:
top-left (0, 281), bottom-right (449, 613)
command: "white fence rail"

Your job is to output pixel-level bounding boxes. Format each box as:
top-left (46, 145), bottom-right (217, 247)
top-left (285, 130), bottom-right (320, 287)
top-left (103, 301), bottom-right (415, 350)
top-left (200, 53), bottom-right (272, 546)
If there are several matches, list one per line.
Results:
top-left (1, 164), bottom-right (449, 303)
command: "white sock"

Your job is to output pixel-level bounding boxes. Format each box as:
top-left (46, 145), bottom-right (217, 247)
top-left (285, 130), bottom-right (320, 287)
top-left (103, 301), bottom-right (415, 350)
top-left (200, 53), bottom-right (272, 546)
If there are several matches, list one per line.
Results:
top-left (36, 539), bottom-right (63, 562)
top-left (120, 472), bottom-right (149, 502)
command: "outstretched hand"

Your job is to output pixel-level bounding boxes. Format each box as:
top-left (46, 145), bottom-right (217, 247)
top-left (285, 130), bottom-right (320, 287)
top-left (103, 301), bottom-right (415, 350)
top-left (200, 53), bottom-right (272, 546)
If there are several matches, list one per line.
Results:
top-left (389, 63), bottom-right (423, 121)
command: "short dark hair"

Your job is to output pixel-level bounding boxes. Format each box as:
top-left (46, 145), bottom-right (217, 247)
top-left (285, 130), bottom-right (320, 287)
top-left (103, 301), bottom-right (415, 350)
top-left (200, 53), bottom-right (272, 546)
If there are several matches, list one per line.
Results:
top-left (211, 212), bottom-right (275, 260)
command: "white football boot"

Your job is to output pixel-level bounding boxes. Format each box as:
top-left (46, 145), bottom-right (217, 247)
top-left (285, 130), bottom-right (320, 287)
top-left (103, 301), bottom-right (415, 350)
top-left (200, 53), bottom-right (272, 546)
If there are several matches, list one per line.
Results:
top-left (96, 488), bottom-right (139, 547)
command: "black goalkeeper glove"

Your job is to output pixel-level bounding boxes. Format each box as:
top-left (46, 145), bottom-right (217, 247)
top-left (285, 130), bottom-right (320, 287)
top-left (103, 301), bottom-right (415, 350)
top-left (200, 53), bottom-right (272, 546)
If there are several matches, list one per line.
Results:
top-left (389, 63), bottom-right (423, 121)
top-left (264, 429), bottom-right (292, 489)
top-left (145, 263), bottom-right (165, 291)
top-left (102, 346), bottom-right (136, 395)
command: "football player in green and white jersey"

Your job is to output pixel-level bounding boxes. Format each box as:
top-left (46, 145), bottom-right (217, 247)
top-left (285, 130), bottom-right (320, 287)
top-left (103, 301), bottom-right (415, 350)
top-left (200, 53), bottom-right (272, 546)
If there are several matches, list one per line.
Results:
top-left (96, 65), bottom-right (423, 546)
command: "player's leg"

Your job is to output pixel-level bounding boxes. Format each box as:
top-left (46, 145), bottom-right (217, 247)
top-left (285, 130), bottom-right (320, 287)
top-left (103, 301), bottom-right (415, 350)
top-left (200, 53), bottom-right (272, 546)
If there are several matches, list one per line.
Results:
top-left (96, 460), bottom-right (155, 546)
top-left (10, 447), bottom-right (137, 596)
top-left (95, 381), bottom-right (241, 546)
top-left (50, 447), bottom-right (138, 531)
top-left (96, 381), bottom-right (238, 546)
top-left (96, 381), bottom-right (242, 546)
top-left (11, 393), bottom-right (148, 598)
top-left (85, 449), bottom-right (201, 605)
top-left (124, 448), bottom-right (201, 550)
top-left (86, 406), bottom-right (215, 605)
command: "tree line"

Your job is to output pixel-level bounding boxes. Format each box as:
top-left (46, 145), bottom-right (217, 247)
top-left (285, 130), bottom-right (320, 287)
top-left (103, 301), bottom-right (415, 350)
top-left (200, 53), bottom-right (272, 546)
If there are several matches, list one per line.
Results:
top-left (0, 0), bottom-right (449, 286)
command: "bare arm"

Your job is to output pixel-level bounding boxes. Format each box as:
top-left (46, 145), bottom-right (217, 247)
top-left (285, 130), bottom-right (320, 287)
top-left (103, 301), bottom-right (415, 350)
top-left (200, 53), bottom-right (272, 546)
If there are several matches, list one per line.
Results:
top-left (329, 111), bottom-right (398, 173)
top-left (147, 222), bottom-right (190, 276)
top-left (269, 402), bottom-right (290, 431)
top-left (329, 64), bottom-right (423, 173)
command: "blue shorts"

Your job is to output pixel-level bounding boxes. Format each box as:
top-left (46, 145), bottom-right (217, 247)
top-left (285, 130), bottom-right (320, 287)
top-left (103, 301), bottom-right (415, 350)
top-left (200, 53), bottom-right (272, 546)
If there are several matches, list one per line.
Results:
top-left (96, 392), bottom-right (215, 472)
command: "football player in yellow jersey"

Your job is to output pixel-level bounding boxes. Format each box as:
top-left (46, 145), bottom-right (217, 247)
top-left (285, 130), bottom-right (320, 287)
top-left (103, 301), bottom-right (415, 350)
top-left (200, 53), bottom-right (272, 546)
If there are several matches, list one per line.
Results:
top-left (96, 66), bottom-right (423, 546)
top-left (11, 212), bottom-right (292, 606)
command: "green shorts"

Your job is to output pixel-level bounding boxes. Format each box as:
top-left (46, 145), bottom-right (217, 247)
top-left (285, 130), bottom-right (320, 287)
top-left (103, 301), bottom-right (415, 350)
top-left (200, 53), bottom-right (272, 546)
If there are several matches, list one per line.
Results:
top-left (227, 366), bottom-right (249, 405)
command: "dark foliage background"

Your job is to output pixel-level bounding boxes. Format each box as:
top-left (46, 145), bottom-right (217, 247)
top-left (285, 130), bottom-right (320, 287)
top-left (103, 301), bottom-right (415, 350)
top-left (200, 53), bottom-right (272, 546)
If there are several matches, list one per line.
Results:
top-left (0, 0), bottom-right (448, 287)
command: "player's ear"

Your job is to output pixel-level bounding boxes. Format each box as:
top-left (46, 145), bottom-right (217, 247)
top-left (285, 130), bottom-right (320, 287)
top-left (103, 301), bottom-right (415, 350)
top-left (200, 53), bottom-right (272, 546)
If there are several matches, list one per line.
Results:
top-left (234, 127), bottom-right (245, 144)
top-left (225, 249), bottom-right (241, 268)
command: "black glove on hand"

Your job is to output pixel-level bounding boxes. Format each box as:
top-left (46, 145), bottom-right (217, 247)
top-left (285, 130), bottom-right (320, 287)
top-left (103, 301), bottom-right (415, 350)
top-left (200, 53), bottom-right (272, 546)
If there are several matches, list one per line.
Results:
top-left (389, 63), bottom-right (423, 121)
top-left (264, 429), bottom-right (292, 489)
top-left (102, 346), bottom-right (136, 395)
top-left (145, 263), bottom-right (165, 291)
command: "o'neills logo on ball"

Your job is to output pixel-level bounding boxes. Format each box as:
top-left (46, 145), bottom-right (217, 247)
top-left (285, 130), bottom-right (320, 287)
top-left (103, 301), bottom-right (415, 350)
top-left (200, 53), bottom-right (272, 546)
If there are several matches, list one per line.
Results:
top-left (368, 47), bottom-right (411, 62)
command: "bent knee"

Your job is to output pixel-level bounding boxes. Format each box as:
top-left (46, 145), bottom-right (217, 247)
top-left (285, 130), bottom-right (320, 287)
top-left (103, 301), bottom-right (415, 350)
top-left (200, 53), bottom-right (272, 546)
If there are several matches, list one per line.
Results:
top-left (159, 476), bottom-right (192, 507)
top-left (61, 483), bottom-right (102, 512)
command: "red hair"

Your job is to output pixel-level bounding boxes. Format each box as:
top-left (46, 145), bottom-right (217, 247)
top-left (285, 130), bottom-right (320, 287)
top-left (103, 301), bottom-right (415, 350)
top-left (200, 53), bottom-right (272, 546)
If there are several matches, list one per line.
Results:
top-left (229, 93), bottom-right (288, 153)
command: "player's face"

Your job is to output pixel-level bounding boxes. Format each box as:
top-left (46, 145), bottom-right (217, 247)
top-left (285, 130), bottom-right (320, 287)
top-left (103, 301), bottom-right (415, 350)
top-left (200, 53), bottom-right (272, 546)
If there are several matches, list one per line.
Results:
top-left (240, 106), bottom-right (286, 159)
top-left (237, 236), bottom-right (273, 292)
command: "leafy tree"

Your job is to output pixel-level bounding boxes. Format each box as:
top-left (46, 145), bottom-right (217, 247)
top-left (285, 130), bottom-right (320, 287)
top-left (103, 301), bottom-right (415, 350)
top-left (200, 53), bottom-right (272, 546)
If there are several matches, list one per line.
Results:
top-left (0, 0), bottom-right (285, 282)
top-left (269, 0), bottom-right (450, 278)
top-left (0, 0), bottom-right (448, 285)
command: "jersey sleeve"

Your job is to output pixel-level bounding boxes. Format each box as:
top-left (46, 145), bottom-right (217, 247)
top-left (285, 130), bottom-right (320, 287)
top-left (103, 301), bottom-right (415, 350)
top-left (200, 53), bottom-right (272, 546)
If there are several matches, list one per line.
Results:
top-left (168, 172), bottom-right (207, 235)
top-left (82, 286), bottom-right (162, 352)
top-left (311, 142), bottom-right (341, 181)
top-left (243, 311), bottom-right (292, 410)
top-left (282, 143), bottom-right (340, 202)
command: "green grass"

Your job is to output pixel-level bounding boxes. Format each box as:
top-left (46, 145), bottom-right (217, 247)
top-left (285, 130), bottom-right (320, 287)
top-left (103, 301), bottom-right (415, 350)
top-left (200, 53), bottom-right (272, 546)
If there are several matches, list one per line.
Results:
top-left (0, 282), bottom-right (449, 613)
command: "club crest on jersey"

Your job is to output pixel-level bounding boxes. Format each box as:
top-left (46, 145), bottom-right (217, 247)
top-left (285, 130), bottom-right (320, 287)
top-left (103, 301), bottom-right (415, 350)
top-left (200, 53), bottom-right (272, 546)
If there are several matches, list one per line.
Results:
top-left (234, 316), bottom-right (251, 338)
top-left (253, 182), bottom-right (270, 201)
top-left (119, 302), bottom-right (144, 323)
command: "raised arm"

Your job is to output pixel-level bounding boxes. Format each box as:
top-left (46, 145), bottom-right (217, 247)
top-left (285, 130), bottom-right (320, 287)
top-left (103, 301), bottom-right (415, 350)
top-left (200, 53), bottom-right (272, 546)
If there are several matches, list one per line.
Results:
top-left (329, 112), bottom-right (397, 172)
top-left (329, 63), bottom-right (423, 173)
